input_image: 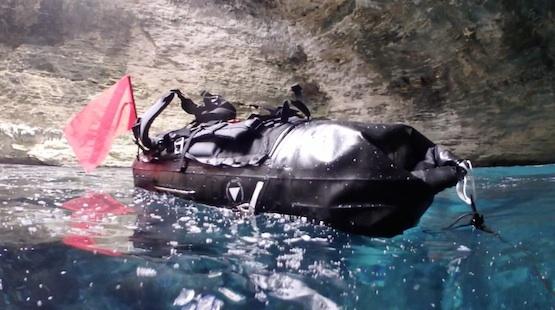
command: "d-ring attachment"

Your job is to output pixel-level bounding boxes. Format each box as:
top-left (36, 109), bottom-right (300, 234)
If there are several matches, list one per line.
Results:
top-left (456, 160), bottom-right (476, 205)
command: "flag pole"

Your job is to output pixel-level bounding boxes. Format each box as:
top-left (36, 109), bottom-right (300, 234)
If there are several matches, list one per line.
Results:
top-left (127, 75), bottom-right (138, 119)
top-left (126, 75), bottom-right (140, 160)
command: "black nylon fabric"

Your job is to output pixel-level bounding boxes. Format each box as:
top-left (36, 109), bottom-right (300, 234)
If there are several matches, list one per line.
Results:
top-left (155, 119), bottom-right (295, 167)
top-left (187, 121), bottom-right (293, 167)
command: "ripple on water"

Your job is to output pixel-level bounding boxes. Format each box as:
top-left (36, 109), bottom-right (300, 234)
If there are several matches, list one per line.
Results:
top-left (0, 164), bottom-right (553, 308)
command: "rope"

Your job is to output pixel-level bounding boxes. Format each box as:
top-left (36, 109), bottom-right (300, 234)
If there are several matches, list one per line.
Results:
top-left (437, 161), bottom-right (554, 297)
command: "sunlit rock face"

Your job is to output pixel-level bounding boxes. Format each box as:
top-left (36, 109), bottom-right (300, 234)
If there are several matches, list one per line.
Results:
top-left (0, 0), bottom-right (553, 167)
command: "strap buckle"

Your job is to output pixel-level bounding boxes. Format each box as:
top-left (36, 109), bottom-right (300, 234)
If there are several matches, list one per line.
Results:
top-left (174, 137), bottom-right (185, 155)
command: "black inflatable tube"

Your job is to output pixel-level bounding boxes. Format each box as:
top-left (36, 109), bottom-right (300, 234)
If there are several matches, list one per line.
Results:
top-left (133, 120), bottom-right (465, 237)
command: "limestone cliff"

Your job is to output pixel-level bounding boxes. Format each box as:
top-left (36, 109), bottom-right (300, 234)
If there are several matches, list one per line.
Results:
top-left (0, 0), bottom-right (553, 167)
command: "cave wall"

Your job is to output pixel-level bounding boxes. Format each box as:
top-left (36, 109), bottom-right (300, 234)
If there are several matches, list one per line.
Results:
top-left (0, 0), bottom-right (553, 167)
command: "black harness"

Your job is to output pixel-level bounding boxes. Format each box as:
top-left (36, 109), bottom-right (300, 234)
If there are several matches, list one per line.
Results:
top-left (132, 87), bottom-right (311, 170)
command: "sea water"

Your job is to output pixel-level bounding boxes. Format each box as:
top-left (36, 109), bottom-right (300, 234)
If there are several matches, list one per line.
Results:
top-left (0, 164), bottom-right (553, 309)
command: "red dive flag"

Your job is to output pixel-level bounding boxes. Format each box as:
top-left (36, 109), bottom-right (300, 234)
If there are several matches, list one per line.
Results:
top-left (64, 75), bottom-right (137, 172)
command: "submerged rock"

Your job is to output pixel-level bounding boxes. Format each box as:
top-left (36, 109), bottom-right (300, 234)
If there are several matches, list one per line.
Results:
top-left (0, 0), bottom-right (553, 166)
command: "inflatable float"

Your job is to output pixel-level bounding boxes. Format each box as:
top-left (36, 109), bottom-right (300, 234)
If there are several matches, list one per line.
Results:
top-left (132, 86), bottom-right (471, 237)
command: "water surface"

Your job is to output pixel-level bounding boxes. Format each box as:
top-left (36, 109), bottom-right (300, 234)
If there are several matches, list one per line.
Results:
top-left (0, 164), bottom-right (553, 309)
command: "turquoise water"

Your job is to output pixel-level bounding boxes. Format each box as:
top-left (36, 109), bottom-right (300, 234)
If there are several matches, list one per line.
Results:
top-left (0, 164), bottom-right (553, 309)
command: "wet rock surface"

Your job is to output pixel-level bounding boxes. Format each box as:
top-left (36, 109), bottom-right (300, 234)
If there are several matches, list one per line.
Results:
top-left (0, 0), bottom-right (553, 167)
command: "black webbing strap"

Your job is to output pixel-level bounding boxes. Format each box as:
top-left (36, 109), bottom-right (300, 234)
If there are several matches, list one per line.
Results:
top-left (290, 99), bottom-right (311, 120)
top-left (290, 84), bottom-right (311, 120)
top-left (281, 101), bottom-right (291, 123)
top-left (178, 126), bottom-right (203, 172)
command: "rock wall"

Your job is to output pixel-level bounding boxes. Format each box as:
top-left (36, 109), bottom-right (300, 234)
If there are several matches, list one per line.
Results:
top-left (0, 0), bottom-right (554, 167)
